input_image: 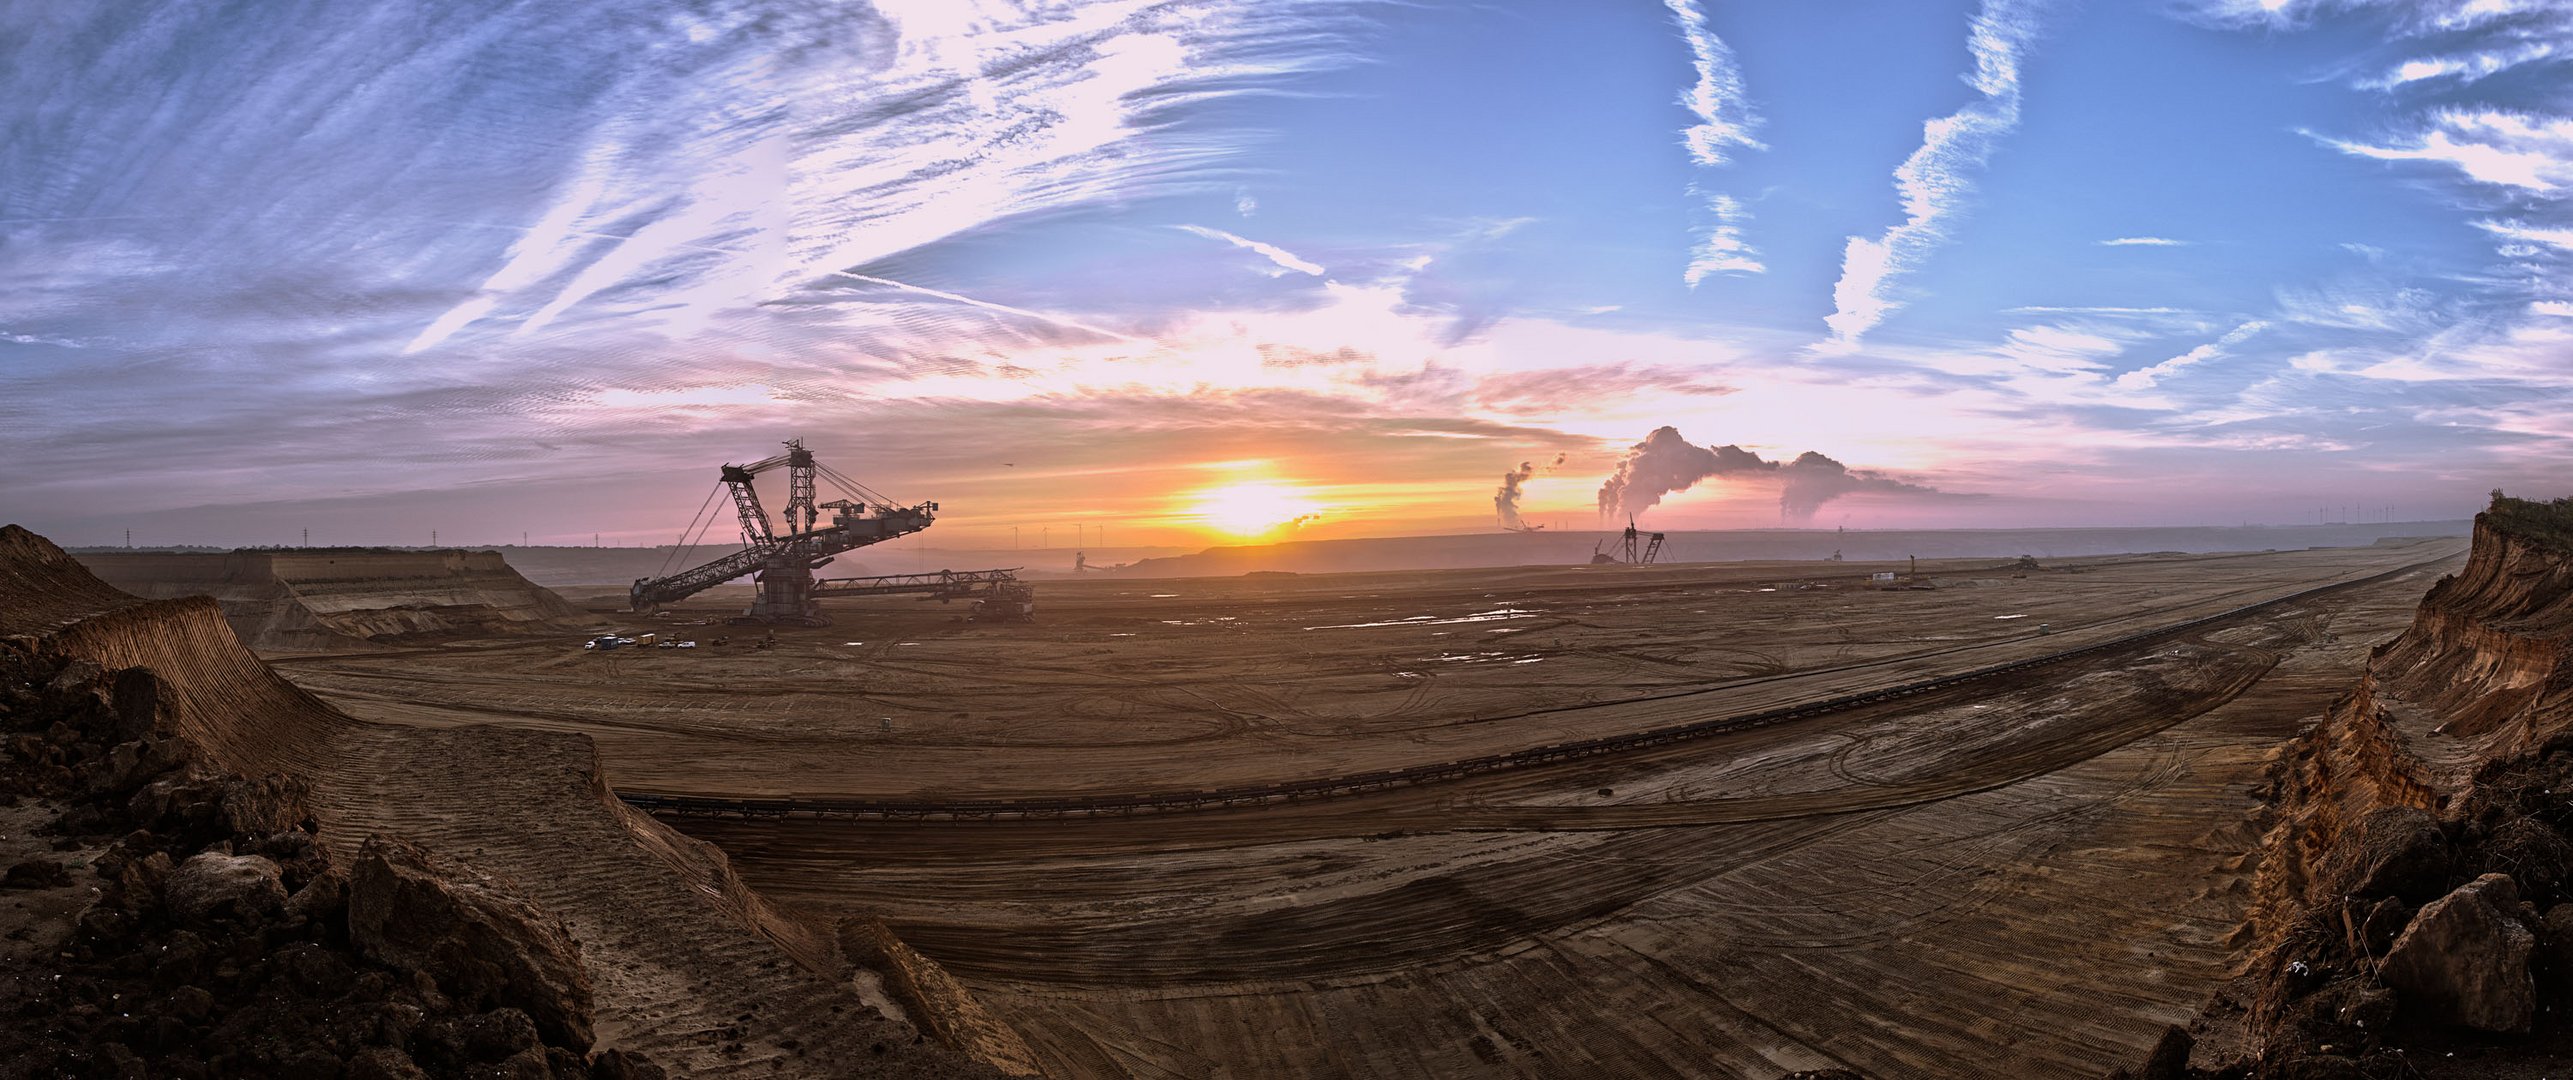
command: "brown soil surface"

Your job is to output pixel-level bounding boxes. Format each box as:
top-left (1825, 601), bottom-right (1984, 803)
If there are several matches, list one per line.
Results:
top-left (75, 549), bottom-right (590, 652)
top-left (262, 538), bottom-right (2462, 1077)
top-left (1, 526), bottom-right (996, 1078)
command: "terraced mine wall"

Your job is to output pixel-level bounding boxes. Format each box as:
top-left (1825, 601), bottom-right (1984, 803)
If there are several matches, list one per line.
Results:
top-left (74, 548), bottom-right (586, 651)
top-left (2161, 497), bottom-right (2573, 1079)
top-left (0, 525), bottom-right (1009, 1078)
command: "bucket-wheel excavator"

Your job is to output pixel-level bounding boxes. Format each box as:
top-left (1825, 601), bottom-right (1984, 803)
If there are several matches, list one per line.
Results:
top-left (629, 440), bottom-right (942, 625)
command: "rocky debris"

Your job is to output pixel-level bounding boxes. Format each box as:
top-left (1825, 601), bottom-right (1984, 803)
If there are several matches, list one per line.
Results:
top-left (2321, 806), bottom-right (2449, 904)
top-left (2534, 903), bottom-right (2573, 988)
top-left (163, 851), bottom-right (288, 925)
top-left (2, 857), bottom-right (69, 889)
top-left (349, 836), bottom-right (595, 1052)
top-left (0, 642), bottom-right (657, 1080)
top-left (2378, 874), bottom-right (2537, 1034)
top-left (2338, 896), bottom-right (2410, 960)
top-left (1780, 1070), bottom-right (1867, 1080)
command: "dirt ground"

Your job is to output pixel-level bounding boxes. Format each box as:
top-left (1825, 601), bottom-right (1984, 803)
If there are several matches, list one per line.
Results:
top-left (244, 540), bottom-right (2466, 1077)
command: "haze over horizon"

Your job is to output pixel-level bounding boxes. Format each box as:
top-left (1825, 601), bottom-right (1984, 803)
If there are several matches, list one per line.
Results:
top-left (6, 0), bottom-right (2571, 549)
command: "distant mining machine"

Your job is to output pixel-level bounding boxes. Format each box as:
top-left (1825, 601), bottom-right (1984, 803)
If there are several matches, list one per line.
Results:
top-left (628, 439), bottom-right (944, 626)
top-left (809, 567), bottom-right (1034, 623)
top-left (1590, 521), bottom-right (1665, 565)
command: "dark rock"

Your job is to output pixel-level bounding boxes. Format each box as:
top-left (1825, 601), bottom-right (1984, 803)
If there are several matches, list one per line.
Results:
top-left (2135, 1024), bottom-right (2191, 1080)
top-left (362, 1000), bottom-right (426, 1049)
top-left (2270, 1054), bottom-right (2363, 1080)
top-left (278, 1046), bottom-right (345, 1080)
top-left (486, 1046), bottom-right (554, 1079)
top-left (154, 933), bottom-right (211, 988)
top-left (1779, 1071), bottom-right (1865, 1080)
top-left (587, 1048), bottom-right (666, 1080)
top-left (2340, 896), bottom-right (2410, 960)
top-left (220, 774), bottom-right (313, 837)
top-left (108, 667), bottom-right (174, 741)
top-left (346, 1046), bottom-right (429, 1080)
top-left (116, 849), bottom-right (173, 907)
top-left (2332, 985), bottom-right (2394, 1035)
top-left (163, 852), bottom-right (287, 926)
top-left (2537, 902), bottom-right (2573, 985)
top-left (346, 836), bottom-right (593, 1053)
top-left (84, 737), bottom-right (186, 799)
top-left (2480, 816), bottom-right (2573, 901)
top-left (43, 659), bottom-right (105, 699)
top-left (2324, 807), bottom-right (2450, 904)
top-left (3, 857), bottom-right (71, 888)
top-left (165, 985), bottom-right (215, 1020)
top-left (274, 941), bottom-right (355, 997)
top-left (459, 1007), bottom-right (542, 1062)
top-left (286, 866), bottom-right (350, 923)
top-left (2379, 872), bottom-right (2536, 1033)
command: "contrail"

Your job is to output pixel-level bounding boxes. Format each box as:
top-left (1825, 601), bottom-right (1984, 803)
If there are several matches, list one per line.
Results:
top-left (432, 220), bottom-right (1139, 345)
top-left (822, 271), bottom-right (1140, 343)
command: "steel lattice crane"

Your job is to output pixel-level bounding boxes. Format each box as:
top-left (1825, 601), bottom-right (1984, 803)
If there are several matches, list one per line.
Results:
top-left (629, 439), bottom-right (938, 625)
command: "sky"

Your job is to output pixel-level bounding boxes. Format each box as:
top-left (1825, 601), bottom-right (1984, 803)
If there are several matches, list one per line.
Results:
top-left (4, 0), bottom-right (2571, 549)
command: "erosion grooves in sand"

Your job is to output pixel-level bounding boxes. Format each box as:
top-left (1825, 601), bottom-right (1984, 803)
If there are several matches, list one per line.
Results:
top-left (669, 544), bottom-right (2464, 1078)
top-left (0, 526), bottom-right (989, 1079)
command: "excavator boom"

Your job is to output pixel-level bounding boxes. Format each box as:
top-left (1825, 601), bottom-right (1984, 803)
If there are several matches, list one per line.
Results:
top-left (628, 439), bottom-right (936, 622)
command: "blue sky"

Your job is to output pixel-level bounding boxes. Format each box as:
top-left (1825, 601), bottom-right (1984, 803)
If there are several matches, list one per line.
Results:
top-left (3, 0), bottom-right (2570, 547)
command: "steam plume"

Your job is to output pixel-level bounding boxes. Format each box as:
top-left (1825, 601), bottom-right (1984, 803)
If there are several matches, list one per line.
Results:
top-left (1595, 426), bottom-right (1950, 523)
top-left (1494, 453), bottom-right (1568, 531)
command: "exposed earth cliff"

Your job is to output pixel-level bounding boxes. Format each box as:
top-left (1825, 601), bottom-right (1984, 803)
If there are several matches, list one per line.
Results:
top-left (0, 525), bottom-right (1006, 1078)
top-left (74, 549), bottom-right (586, 651)
top-left (2139, 495), bottom-right (2573, 1079)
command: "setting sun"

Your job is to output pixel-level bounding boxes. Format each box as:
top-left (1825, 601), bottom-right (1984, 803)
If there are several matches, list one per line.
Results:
top-left (1187, 482), bottom-right (1325, 538)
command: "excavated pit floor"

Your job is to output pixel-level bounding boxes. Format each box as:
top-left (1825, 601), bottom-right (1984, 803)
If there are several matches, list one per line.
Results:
top-left (269, 541), bottom-right (2463, 1077)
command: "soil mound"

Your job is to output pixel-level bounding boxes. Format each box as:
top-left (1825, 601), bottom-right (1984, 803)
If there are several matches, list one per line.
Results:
top-left (0, 524), bottom-right (1003, 1078)
top-left (2149, 496), bottom-right (2573, 1078)
top-left (74, 548), bottom-right (586, 651)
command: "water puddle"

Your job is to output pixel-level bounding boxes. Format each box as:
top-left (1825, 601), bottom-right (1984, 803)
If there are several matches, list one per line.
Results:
top-left (1306, 607), bottom-right (1539, 631)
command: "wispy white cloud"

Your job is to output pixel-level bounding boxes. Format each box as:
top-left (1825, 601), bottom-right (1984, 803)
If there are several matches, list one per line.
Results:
top-left (2004, 305), bottom-right (2199, 318)
top-left (1662, 1), bottom-right (1767, 284)
top-left (1684, 192), bottom-right (1765, 284)
top-left (2312, 111), bottom-right (2573, 193)
top-left (2479, 218), bottom-right (2573, 249)
top-left (1817, 0), bottom-right (2050, 352)
top-left (2272, 282), bottom-right (2444, 331)
top-left (2177, 0), bottom-right (2556, 32)
top-left (1663, 0), bottom-right (1764, 167)
top-left (2361, 41), bottom-right (2563, 89)
top-left (2100, 236), bottom-right (2191, 246)
top-left (1176, 224), bottom-right (1327, 276)
top-left (2114, 320), bottom-right (2269, 391)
